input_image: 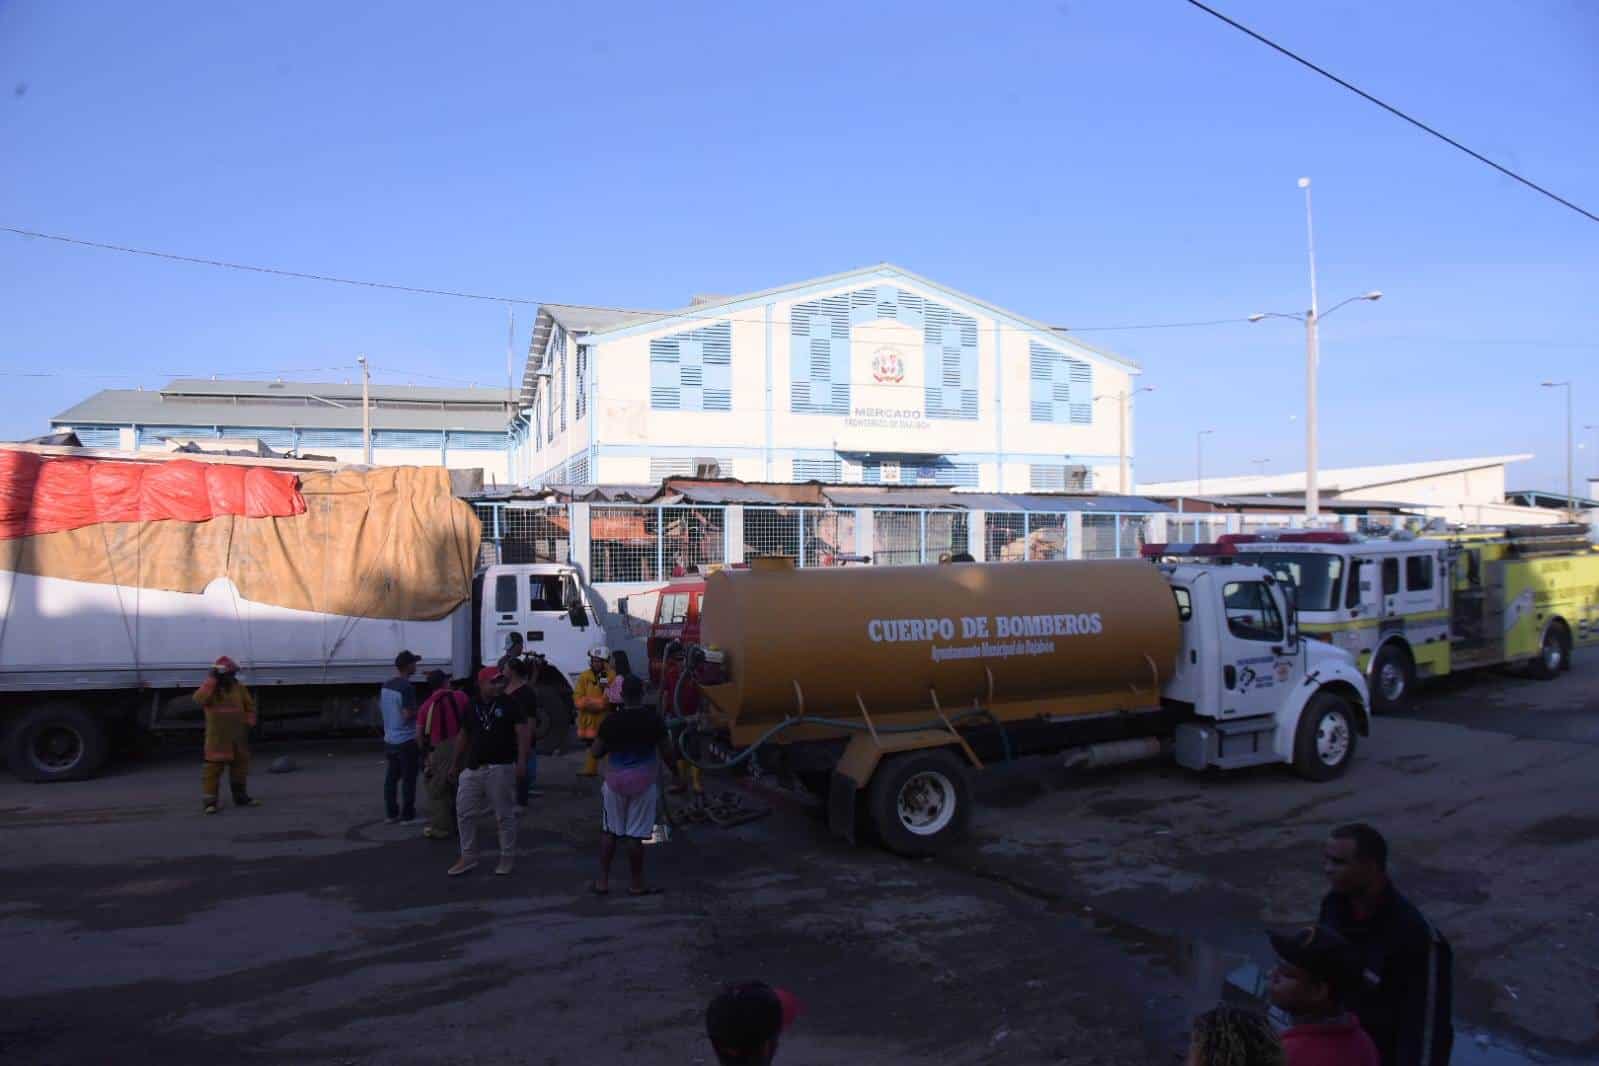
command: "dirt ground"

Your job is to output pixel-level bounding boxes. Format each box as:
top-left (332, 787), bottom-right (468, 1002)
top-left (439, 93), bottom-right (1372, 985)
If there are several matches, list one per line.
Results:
top-left (2, 658), bottom-right (1597, 1065)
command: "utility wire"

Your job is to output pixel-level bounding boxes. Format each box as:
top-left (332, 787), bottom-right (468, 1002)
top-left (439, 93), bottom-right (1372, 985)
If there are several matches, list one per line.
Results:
top-left (2, 224), bottom-right (1258, 338)
top-left (1183, 0), bottom-right (1599, 225)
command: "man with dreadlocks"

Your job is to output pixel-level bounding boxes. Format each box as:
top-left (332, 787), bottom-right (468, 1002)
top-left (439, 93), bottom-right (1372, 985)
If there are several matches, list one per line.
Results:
top-left (1186, 1004), bottom-right (1285, 1066)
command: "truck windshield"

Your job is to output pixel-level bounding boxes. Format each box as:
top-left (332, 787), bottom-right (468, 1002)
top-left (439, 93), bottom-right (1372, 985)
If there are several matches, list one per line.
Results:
top-left (1233, 552), bottom-right (1344, 612)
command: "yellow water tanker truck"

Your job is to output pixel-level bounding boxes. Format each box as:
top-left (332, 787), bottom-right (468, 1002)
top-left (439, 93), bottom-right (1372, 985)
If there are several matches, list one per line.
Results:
top-left (679, 555), bottom-right (1370, 855)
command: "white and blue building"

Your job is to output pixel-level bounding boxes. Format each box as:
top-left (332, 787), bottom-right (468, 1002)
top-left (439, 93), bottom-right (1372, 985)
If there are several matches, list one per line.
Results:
top-left (513, 263), bottom-right (1143, 493)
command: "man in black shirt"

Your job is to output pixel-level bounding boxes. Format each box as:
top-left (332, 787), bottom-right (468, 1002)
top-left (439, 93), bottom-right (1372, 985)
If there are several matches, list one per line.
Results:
top-left (446, 666), bottom-right (530, 877)
top-left (1318, 823), bottom-right (1453, 1066)
top-left (590, 676), bottom-right (675, 896)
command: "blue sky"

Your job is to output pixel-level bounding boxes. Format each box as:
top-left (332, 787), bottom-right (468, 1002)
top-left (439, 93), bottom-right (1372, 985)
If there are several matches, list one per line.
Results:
top-left (3, 0), bottom-right (1596, 488)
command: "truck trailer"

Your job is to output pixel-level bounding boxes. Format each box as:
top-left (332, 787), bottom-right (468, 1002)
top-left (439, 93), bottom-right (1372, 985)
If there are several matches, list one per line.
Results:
top-left (678, 555), bottom-right (1370, 855)
top-left (0, 446), bottom-right (618, 782)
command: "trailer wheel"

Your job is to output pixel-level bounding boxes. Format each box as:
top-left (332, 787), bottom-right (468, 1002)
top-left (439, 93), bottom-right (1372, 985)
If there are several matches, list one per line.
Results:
top-left (1527, 622), bottom-right (1571, 681)
top-left (6, 703), bottom-right (109, 783)
top-left (1369, 644), bottom-right (1414, 712)
top-left (866, 749), bottom-right (972, 857)
top-left (532, 685), bottom-right (574, 755)
top-left (1293, 692), bottom-right (1358, 782)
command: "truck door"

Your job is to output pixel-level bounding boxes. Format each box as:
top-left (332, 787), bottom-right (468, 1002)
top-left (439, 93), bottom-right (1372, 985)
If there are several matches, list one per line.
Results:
top-left (486, 571), bottom-right (521, 664)
top-left (523, 570), bottom-right (594, 675)
top-left (1216, 577), bottom-right (1295, 720)
top-left (1379, 556), bottom-right (1402, 619)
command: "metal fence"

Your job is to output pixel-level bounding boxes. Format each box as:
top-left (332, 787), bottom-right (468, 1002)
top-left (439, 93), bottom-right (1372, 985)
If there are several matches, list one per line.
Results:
top-left (1081, 514), bottom-right (1147, 559)
top-left (985, 512), bottom-right (1071, 561)
top-left (873, 509), bottom-right (969, 566)
top-left (743, 506), bottom-right (857, 567)
top-left (474, 503), bottom-right (571, 567)
top-left (589, 505), bottom-right (727, 582)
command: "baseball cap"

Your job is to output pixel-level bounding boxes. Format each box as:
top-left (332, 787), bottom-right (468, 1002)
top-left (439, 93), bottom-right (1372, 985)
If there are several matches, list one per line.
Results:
top-left (424, 668), bottom-right (448, 687)
top-left (1268, 925), bottom-right (1360, 998)
top-left (395, 650), bottom-right (421, 670)
top-left (706, 982), bottom-right (802, 1059)
top-left (476, 666), bottom-right (504, 688)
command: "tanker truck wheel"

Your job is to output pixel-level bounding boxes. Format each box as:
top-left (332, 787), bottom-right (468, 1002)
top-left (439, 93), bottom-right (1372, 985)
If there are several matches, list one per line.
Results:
top-left (866, 749), bottom-right (972, 857)
top-left (1292, 692), bottom-right (1358, 782)
top-left (532, 685), bottom-right (575, 755)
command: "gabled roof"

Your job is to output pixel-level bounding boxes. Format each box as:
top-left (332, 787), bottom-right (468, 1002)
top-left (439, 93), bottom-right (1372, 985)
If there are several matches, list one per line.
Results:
top-left (1139, 455), bottom-right (1534, 497)
top-left (52, 383), bottom-right (511, 433)
top-left (519, 263), bottom-right (1136, 405)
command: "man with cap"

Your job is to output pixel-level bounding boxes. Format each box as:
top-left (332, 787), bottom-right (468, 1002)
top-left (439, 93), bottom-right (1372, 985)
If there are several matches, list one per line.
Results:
top-left (417, 669), bottom-right (468, 840)
top-left (379, 650), bottom-right (422, 824)
top-left (446, 665), bottom-right (530, 876)
top-left (572, 644), bottom-right (612, 777)
top-left (705, 981), bottom-right (801, 1066)
top-left (195, 655), bottom-right (261, 815)
top-left (1268, 925), bottom-right (1379, 1066)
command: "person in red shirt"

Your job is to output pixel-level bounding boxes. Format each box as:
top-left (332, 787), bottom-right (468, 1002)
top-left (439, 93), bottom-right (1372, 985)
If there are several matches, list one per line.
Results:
top-left (1268, 925), bottom-right (1380, 1066)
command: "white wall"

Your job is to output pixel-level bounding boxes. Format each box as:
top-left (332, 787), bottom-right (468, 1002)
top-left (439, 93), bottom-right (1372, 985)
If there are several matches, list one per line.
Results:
top-left (531, 274), bottom-right (1135, 491)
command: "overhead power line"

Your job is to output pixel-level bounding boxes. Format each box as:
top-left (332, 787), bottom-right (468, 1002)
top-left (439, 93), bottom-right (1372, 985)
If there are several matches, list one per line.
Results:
top-left (1183, 0), bottom-right (1599, 225)
top-left (3, 225), bottom-right (1261, 339)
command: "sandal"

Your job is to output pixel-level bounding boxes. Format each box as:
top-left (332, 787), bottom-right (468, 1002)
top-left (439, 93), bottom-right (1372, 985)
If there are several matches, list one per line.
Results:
top-left (628, 886), bottom-right (663, 897)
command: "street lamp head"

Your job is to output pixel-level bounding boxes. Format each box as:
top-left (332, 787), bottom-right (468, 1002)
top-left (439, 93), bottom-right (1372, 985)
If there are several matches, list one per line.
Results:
top-left (1541, 380), bottom-right (1568, 388)
top-left (1297, 177), bottom-right (1311, 189)
top-left (1363, 291), bottom-right (1383, 301)
top-left (1247, 313), bottom-right (1267, 323)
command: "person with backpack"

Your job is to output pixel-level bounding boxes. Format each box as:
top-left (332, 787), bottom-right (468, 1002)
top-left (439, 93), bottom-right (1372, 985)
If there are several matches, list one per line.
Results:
top-left (1319, 824), bottom-right (1453, 1066)
top-left (417, 670), bottom-right (468, 840)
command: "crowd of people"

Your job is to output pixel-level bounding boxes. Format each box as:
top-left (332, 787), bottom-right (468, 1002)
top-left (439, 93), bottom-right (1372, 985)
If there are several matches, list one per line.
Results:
top-left (194, 656), bottom-right (1451, 1066)
top-left (194, 643), bottom-right (679, 889)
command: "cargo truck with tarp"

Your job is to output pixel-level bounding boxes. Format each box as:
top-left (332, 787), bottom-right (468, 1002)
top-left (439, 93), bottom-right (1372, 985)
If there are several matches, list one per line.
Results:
top-left (672, 555), bottom-right (1371, 855)
top-left (0, 446), bottom-right (614, 781)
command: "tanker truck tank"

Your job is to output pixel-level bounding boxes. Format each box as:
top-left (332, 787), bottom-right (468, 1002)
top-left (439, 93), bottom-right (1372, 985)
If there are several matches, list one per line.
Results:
top-left (697, 557), bottom-right (1181, 746)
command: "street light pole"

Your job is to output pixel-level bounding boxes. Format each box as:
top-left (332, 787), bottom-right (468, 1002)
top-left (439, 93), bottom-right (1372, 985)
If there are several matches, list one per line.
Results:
top-left (357, 354), bottom-right (372, 465)
top-left (1096, 385), bottom-right (1154, 493)
top-left (1197, 429), bottom-right (1214, 497)
top-left (1541, 381), bottom-right (1573, 517)
top-left (1299, 177), bottom-right (1323, 525)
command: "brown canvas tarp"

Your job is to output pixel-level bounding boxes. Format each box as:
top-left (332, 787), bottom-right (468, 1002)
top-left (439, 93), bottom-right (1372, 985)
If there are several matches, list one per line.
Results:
top-left (0, 466), bottom-right (480, 622)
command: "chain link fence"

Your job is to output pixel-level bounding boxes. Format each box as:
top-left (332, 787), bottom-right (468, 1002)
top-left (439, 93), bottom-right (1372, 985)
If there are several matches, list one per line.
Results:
top-left (743, 507), bottom-right (858, 566)
top-left (872, 509), bottom-right (969, 566)
top-left (473, 503), bottom-right (571, 567)
top-left (985, 512), bottom-right (1071, 561)
top-left (589, 505), bottom-right (727, 582)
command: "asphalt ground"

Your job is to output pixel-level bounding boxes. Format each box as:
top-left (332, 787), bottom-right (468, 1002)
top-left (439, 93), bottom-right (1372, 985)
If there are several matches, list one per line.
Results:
top-left (2, 657), bottom-right (1597, 1065)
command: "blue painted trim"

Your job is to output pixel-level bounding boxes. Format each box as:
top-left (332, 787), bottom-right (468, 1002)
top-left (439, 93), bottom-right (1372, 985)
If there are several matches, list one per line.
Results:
top-left (993, 322), bottom-right (1004, 491)
top-left (590, 442), bottom-right (1119, 464)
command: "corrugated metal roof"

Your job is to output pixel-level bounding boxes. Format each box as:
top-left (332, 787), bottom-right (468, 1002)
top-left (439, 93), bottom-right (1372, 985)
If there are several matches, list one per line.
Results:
top-left (1139, 455), bottom-right (1534, 497)
top-left (51, 387), bottom-right (510, 432)
top-left (160, 378), bottom-right (512, 404)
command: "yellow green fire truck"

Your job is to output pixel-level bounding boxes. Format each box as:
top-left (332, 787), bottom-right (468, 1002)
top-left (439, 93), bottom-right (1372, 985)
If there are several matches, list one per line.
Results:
top-left (1143, 526), bottom-right (1599, 711)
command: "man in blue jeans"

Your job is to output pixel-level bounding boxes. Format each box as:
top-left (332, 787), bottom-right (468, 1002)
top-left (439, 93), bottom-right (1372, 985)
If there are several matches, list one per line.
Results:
top-left (380, 650), bottom-right (421, 823)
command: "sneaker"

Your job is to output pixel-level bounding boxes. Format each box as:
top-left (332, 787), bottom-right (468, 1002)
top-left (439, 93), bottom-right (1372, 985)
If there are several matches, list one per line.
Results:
top-left (495, 856), bottom-right (515, 876)
top-left (234, 797), bottom-right (262, 808)
top-left (422, 827), bottom-right (451, 840)
top-left (447, 858), bottom-right (478, 877)
top-left (385, 816), bottom-right (400, 825)
top-left (204, 802), bottom-right (219, 815)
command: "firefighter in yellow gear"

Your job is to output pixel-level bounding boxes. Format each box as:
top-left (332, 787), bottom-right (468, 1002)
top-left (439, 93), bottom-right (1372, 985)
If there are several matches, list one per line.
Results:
top-left (573, 645), bottom-right (612, 777)
top-left (195, 655), bottom-right (261, 814)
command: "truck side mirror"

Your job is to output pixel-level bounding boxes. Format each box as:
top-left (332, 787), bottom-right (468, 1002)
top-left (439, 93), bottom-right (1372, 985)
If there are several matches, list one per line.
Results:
top-left (568, 602), bottom-right (589, 629)
top-left (1280, 582), bottom-right (1301, 652)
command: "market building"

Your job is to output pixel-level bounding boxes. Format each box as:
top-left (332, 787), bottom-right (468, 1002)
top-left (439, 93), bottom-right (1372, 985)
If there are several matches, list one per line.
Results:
top-left (49, 378), bottom-right (515, 483)
top-left (512, 263), bottom-right (1142, 493)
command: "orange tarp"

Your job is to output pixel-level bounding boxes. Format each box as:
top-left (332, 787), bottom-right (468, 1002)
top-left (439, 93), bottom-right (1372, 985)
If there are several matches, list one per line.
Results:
top-left (0, 465), bottom-right (480, 622)
top-left (0, 452), bottom-right (303, 539)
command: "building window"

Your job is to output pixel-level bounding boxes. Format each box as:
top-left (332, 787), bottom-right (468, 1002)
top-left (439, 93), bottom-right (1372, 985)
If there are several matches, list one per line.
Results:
top-left (790, 295), bottom-right (851, 415)
top-left (136, 424), bottom-right (218, 446)
top-left (792, 458), bottom-right (842, 482)
top-left (854, 456), bottom-right (977, 488)
top-left (230, 426), bottom-right (298, 450)
top-left (557, 331), bottom-right (567, 433)
top-left (446, 431), bottom-right (507, 452)
top-left (67, 425), bottom-right (122, 448)
top-left (649, 456), bottom-right (732, 481)
top-left (373, 430), bottom-right (444, 450)
top-left (1028, 341), bottom-right (1093, 424)
top-left (298, 428), bottom-right (363, 449)
top-left (650, 322), bottom-right (732, 411)
top-left (575, 344), bottom-right (589, 420)
top-left (1030, 464), bottom-right (1093, 491)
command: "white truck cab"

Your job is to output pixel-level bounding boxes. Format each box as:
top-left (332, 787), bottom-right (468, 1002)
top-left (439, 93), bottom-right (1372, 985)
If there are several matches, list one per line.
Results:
top-left (1160, 562), bottom-right (1371, 780)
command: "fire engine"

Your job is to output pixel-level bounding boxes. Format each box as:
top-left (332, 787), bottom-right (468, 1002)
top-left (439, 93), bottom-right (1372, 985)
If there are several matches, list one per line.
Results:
top-left (1142, 525), bottom-right (1598, 710)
